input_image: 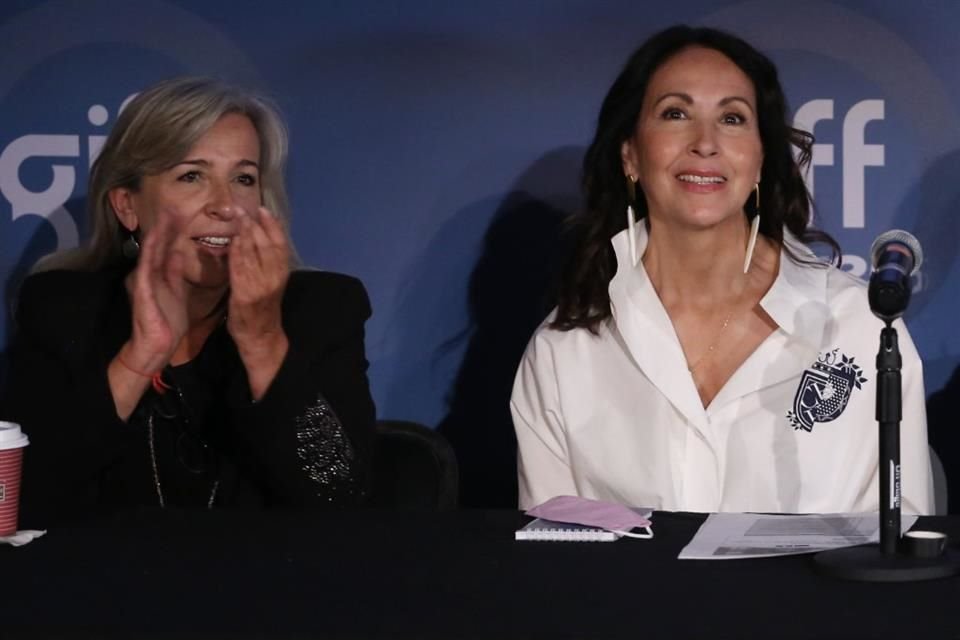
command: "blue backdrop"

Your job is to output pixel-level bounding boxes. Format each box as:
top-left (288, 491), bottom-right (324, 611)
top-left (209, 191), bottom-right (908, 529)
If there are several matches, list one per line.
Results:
top-left (2, 0), bottom-right (960, 505)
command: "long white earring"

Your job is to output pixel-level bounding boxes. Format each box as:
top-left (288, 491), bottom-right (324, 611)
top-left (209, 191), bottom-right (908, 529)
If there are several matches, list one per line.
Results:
top-left (626, 176), bottom-right (638, 267)
top-left (743, 183), bottom-right (760, 274)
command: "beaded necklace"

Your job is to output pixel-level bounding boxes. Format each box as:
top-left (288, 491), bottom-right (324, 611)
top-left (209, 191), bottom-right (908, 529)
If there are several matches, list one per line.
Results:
top-left (147, 367), bottom-right (220, 509)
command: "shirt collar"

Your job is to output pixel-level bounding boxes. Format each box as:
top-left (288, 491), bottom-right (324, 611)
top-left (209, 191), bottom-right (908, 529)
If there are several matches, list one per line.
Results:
top-left (760, 231), bottom-right (831, 350)
top-left (610, 222), bottom-right (831, 350)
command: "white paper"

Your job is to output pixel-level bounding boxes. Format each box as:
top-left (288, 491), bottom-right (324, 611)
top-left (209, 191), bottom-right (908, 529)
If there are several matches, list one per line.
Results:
top-left (678, 513), bottom-right (918, 560)
top-left (0, 529), bottom-right (46, 547)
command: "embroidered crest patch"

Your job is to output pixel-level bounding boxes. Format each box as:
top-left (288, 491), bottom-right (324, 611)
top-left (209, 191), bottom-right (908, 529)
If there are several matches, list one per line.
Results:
top-left (787, 349), bottom-right (868, 432)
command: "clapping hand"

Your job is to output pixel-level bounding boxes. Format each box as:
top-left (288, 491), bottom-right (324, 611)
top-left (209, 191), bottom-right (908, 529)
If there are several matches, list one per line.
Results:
top-left (227, 206), bottom-right (291, 398)
top-left (121, 215), bottom-right (189, 375)
top-left (109, 215), bottom-right (189, 420)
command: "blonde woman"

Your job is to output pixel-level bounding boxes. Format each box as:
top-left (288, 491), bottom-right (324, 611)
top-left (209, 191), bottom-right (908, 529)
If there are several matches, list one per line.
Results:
top-left (2, 78), bottom-right (374, 524)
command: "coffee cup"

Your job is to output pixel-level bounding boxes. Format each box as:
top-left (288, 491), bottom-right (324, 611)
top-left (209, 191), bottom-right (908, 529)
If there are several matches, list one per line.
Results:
top-left (0, 422), bottom-right (29, 536)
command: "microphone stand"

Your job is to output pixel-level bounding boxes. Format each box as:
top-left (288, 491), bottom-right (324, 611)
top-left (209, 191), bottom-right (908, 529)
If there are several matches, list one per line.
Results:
top-left (877, 325), bottom-right (901, 556)
top-left (813, 323), bottom-right (960, 581)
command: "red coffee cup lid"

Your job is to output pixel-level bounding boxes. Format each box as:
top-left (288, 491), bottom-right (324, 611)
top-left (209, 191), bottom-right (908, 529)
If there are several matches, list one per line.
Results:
top-left (0, 421), bottom-right (29, 450)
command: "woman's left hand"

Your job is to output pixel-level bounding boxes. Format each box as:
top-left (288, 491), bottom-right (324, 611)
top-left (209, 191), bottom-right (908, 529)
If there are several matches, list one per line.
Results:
top-left (227, 206), bottom-right (291, 400)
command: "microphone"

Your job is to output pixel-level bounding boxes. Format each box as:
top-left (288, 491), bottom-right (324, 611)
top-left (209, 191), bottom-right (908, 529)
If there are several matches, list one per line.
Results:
top-left (815, 227), bottom-right (960, 582)
top-left (868, 230), bottom-right (923, 322)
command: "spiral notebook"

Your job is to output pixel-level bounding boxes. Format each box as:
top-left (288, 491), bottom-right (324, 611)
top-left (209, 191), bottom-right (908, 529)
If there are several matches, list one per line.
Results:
top-left (514, 518), bottom-right (620, 542)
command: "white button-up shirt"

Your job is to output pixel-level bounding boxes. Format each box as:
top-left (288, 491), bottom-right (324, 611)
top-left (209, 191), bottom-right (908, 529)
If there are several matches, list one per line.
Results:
top-left (511, 225), bottom-right (934, 514)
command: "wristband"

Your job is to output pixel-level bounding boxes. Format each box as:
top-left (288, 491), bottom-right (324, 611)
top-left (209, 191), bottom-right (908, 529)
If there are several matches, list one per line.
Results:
top-left (116, 354), bottom-right (171, 396)
top-left (115, 353), bottom-right (155, 378)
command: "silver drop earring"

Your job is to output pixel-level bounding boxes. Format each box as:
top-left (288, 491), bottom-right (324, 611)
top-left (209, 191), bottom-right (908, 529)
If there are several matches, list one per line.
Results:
top-left (122, 228), bottom-right (141, 260)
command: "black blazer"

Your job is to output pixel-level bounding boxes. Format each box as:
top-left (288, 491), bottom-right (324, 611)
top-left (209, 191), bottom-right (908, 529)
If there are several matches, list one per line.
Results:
top-left (0, 268), bottom-right (376, 526)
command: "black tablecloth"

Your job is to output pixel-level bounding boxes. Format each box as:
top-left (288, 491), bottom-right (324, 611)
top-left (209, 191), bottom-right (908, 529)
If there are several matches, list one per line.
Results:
top-left (3, 509), bottom-right (960, 639)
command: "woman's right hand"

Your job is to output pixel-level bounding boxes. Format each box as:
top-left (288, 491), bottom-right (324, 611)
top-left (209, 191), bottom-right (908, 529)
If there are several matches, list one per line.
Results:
top-left (120, 215), bottom-right (187, 374)
top-left (122, 217), bottom-right (188, 372)
top-left (108, 218), bottom-right (188, 420)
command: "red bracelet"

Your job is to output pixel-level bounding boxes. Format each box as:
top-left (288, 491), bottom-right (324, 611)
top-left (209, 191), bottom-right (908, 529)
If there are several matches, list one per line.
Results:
top-left (116, 354), bottom-right (171, 395)
top-left (115, 353), bottom-right (155, 378)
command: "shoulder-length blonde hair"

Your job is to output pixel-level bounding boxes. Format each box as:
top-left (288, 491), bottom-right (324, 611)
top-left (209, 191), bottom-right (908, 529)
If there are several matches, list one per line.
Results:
top-left (38, 76), bottom-right (295, 271)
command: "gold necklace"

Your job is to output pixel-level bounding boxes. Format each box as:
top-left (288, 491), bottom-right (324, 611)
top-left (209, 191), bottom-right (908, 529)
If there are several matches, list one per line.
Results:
top-left (687, 311), bottom-right (736, 372)
top-left (686, 279), bottom-right (750, 372)
top-left (682, 230), bottom-right (759, 373)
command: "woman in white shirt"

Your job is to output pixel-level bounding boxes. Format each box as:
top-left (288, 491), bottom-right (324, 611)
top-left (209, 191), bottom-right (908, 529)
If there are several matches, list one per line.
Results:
top-left (511, 25), bottom-right (933, 514)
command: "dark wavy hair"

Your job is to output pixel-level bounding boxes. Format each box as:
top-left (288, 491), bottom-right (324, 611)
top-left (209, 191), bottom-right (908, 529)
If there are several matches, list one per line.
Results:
top-left (552, 25), bottom-right (840, 332)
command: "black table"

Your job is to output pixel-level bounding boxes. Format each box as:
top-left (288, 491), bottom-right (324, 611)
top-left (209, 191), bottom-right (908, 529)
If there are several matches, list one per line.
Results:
top-left (3, 509), bottom-right (960, 638)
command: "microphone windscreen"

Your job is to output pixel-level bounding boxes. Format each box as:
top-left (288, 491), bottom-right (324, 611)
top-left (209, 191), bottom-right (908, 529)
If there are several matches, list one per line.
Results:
top-left (870, 229), bottom-right (923, 273)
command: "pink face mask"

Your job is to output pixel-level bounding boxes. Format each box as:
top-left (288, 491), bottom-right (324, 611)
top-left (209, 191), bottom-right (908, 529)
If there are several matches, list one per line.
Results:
top-left (526, 495), bottom-right (654, 539)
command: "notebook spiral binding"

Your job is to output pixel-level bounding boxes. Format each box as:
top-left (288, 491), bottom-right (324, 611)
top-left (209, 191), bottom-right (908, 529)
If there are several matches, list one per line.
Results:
top-left (515, 518), bottom-right (620, 542)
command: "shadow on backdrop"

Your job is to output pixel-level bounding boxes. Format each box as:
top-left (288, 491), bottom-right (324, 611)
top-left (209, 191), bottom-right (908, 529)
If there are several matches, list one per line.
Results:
top-left (891, 150), bottom-right (960, 513)
top-left (437, 148), bottom-right (583, 508)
